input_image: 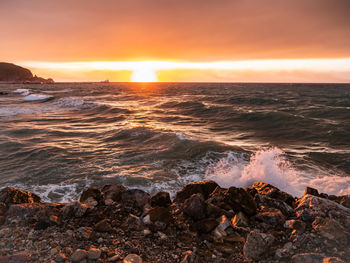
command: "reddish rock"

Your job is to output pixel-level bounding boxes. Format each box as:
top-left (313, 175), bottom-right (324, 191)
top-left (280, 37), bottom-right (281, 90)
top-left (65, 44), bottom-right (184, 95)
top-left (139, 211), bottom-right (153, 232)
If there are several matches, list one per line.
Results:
top-left (183, 194), bottom-right (207, 221)
top-left (243, 230), bottom-right (275, 260)
top-left (251, 182), bottom-right (295, 207)
top-left (0, 187), bottom-right (41, 204)
top-left (175, 180), bottom-right (219, 203)
top-left (255, 207), bottom-right (286, 226)
top-left (80, 187), bottom-right (103, 205)
top-left (94, 219), bottom-right (113, 232)
top-left (208, 186), bottom-right (257, 216)
top-left (102, 184), bottom-right (127, 202)
top-left (151, 192), bottom-right (171, 207)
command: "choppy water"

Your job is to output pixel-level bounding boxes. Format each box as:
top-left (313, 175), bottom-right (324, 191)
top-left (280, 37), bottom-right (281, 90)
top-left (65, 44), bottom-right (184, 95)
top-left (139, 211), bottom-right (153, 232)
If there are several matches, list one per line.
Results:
top-left (0, 82), bottom-right (350, 202)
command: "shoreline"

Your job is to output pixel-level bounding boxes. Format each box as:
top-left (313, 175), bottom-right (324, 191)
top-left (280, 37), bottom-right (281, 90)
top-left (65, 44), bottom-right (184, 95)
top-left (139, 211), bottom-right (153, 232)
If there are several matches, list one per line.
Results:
top-left (0, 181), bottom-right (349, 262)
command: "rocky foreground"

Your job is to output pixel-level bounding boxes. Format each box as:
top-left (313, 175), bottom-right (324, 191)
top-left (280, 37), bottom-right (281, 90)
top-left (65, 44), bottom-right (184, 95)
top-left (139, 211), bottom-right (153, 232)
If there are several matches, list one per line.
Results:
top-left (0, 181), bottom-right (349, 263)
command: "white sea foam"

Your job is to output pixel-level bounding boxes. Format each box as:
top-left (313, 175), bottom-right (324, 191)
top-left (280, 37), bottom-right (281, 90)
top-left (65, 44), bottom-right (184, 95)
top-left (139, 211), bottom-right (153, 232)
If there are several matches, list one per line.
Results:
top-left (23, 94), bottom-right (53, 101)
top-left (13, 88), bottom-right (30, 96)
top-left (53, 97), bottom-right (96, 109)
top-left (205, 148), bottom-right (350, 197)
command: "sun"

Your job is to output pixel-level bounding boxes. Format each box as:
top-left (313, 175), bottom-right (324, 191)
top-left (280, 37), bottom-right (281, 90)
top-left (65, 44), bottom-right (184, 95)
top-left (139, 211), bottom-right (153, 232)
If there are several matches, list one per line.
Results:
top-left (131, 68), bottom-right (158, 82)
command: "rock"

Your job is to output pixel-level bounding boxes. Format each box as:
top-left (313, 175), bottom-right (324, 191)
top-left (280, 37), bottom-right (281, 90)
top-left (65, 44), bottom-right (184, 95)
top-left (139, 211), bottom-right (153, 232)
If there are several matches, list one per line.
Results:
top-left (157, 231), bottom-right (167, 240)
top-left (337, 195), bottom-right (350, 209)
top-left (231, 211), bottom-right (249, 227)
top-left (88, 248), bottom-right (101, 260)
top-left (0, 216), bottom-right (5, 225)
top-left (5, 203), bottom-right (51, 220)
top-left (208, 186), bottom-right (257, 216)
top-left (296, 194), bottom-right (350, 223)
top-left (213, 215), bottom-right (231, 239)
top-left (0, 252), bottom-right (30, 262)
top-left (291, 253), bottom-right (324, 263)
top-left (251, 182), bottom-right (295, 207)
top-left (123, 253), bottom-right (143, 263)
top-left (304, 187), bottom-right (320, 196)
top-left (149, 206), bottom-right (173, 225)
top-left (323, 257), bottom-right (345, 263)
top-left (0, 202), bottom-right (7, 215)
top-left (55, 253), bottom-right (67, 262)
top-left (121, 189), bottom-right (150, 210)
top-left (142, 214), bottom-right (151, 225)
top-left (255, 194), bottom-right (294, 216)
top-left (108, 254), bottom-right (121, 261)
top-left (125, 214), bottom-right (143, 231)
top-left (275, 242), bottom-right (293, 259)
top-left (180, 250), bottom-right (199, 263)
top-left (143, 229), bottom-right (151, 236)
top-left (0, 187), bottom-right (41, 204)
top-left (255, 207), bottom-right (286, 226)
top-left (62, 201), bottom-right (88, 218)
top-left (243, 230), bottom-right (275, 260)
top-left (94, 219), bottom-right (112, 232)
top-left (312, 217), bottom-right (347, 243)
top-left (284, 219), bottom-right (306, 233)
top-left (71, 249), bottom-right (87, 263)
top-left (80, 187), bottom-right (103, 207)
top-left (175, 180), bottom-right (219, 203)
top-left (151, 192), bottom-right (171, 207)
top-left (183, 194), bottom-right (207, 220)
top-left (102, 184), bottom-right (127, 202)
top-left (193, 218), bottom-right (218, 233)
top-left (77, 227), bottom-right (93, 239)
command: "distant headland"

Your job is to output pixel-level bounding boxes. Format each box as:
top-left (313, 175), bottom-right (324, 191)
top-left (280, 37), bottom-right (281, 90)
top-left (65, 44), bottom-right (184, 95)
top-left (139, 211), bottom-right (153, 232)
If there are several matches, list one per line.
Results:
top-left (0, 62), bottom-right (54, 83)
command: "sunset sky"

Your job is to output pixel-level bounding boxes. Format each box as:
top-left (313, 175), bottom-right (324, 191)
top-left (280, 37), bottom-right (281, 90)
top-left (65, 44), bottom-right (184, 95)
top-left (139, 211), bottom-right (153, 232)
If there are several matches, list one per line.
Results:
top-left (1, 0), bottom-right (350, 82)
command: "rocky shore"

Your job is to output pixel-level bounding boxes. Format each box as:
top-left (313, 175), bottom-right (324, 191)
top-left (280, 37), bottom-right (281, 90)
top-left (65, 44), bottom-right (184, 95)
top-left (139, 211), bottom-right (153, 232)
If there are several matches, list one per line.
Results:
top-left (0, 181), bottom-right (349, 263)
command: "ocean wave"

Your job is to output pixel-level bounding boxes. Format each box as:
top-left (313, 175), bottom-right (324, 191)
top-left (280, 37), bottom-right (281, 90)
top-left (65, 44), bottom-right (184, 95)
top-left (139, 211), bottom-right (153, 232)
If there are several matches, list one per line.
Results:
top-left (205, 148), bottom-right (350, 197)
top-left (13, 88), bottom-right (30, 96)
top-left (23, 94), bottom-right (53, 101)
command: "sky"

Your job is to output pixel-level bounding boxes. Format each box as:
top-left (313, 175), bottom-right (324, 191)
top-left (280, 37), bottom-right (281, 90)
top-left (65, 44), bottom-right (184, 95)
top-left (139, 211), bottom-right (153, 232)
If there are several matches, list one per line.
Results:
top-left (1, 0), bottom-right (350, 82)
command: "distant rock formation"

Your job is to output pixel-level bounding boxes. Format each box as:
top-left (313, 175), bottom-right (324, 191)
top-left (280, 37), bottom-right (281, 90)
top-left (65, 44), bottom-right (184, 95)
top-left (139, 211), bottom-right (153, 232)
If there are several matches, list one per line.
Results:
top-left (0, 62), bottom-right (54, 83)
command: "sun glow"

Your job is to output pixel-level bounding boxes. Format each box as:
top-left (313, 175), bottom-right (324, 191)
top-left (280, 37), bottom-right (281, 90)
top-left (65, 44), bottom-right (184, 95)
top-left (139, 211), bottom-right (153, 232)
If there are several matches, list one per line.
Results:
top-left (131, 68), bottom-right (158, 82)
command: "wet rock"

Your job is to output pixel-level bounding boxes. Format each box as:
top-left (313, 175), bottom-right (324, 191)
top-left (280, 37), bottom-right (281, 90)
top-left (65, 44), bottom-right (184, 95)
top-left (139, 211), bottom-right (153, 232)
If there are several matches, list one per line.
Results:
top-left (125, 214), bottom-right (143, 231)
top-left (102, 184), bottom-right (127, 203)
top-left (80, 187), bottom-right (103, 207)
top-left (255, 207), bottom-right (286, 226)
top-left (5, 203), bottom-right (49, 220)
top-left (0, 202), bottom-right (7, 215)
top-left (296, 194), bottom-right (350, 222)
top-left (243, 230), bottom-right (275, 260)
top-left (183, 194), bottom-right (207, 220)
top-left (312, 217), bottom-right (347, 243)
top-left (175, 180), bottom-right (219, 203)
top-left (193, 218), bottom-right (218, 233)
top-left (252, 182), bottom-right (295, 206)
top-left (255, 194), bottom-right (294, 216)
top-left (151, 191), bottom-right (171, 207)
top-left (304, 187), bottom-right (320, 196)
top-left (121, 189), bottom-right (150, 210)
top-left (94, 219), bottom-right (113, 232)
top-left (0, 187), bottom-right (41, 205)
top-left (337, 195), bottom-right (350, 209)
top-left (149, 206), bottom-right (173, 225)
top-left (123, 253), bottom-right (143, 263)
top-left (88, 248), bottom-right (101, 260)
top-left (208, 186), bottom-right (257, 216)
top-left (284, 219), bottom-right (306, 233)
top-left (62, 201), bottom-right (88, 218)
top-left (231, 211), bottom-right (249, 227)
top-left (291, 253), bottom-right (324, 263)
top-left (71, 249), bottom-right (87, 262)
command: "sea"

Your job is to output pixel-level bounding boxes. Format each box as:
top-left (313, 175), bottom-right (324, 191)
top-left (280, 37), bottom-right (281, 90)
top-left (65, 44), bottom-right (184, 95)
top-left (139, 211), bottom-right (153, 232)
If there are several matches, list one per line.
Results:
top-left (0, 82), bottom-right (349, 202)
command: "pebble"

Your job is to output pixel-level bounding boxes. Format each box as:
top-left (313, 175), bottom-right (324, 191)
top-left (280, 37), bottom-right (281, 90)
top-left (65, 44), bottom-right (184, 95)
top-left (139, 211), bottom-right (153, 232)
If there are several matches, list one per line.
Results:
top-left (123, 254), bottom-right (143, 263)
top-left (71, 249), bottom-right (88, 262)
top-left (88, 247), bottom-right (101, 260)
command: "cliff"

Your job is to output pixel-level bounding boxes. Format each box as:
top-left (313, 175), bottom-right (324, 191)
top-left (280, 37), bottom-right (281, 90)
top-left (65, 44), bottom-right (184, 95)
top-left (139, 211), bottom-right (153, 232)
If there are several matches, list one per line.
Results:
top-left (0, 62), bottom-right (54, 83)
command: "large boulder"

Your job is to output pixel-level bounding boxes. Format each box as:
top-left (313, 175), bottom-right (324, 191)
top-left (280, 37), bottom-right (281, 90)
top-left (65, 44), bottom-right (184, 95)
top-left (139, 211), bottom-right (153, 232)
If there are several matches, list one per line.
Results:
top-left (121, 189), bottom-right (150, 211)
top-left (62, 201), bottom-right (89, 218)
top-left (243, 230), bottom-right (275, 260)
top-left (183, 194), bottom-right (207, 221)
top-left (151, 192), bottom-right (171, 207)
top-left (80, 187), bottom-right (103, 207)
top-left (255, 194), bottom-right (294, 217)
top-left (296, 194), bottom-right (350, 223)
top-left (312, 217), bottom-right (348, 244)
top-left (174, 180), bottom-right (219, 203)
top-left (0, 187), bottom-right (41, 205)
top-left (251, 182), bottom-right (295, 207)
top-left (101, 184), bottom-right (127, 202)
top-left (208, 186), bottom-right (257, 216)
